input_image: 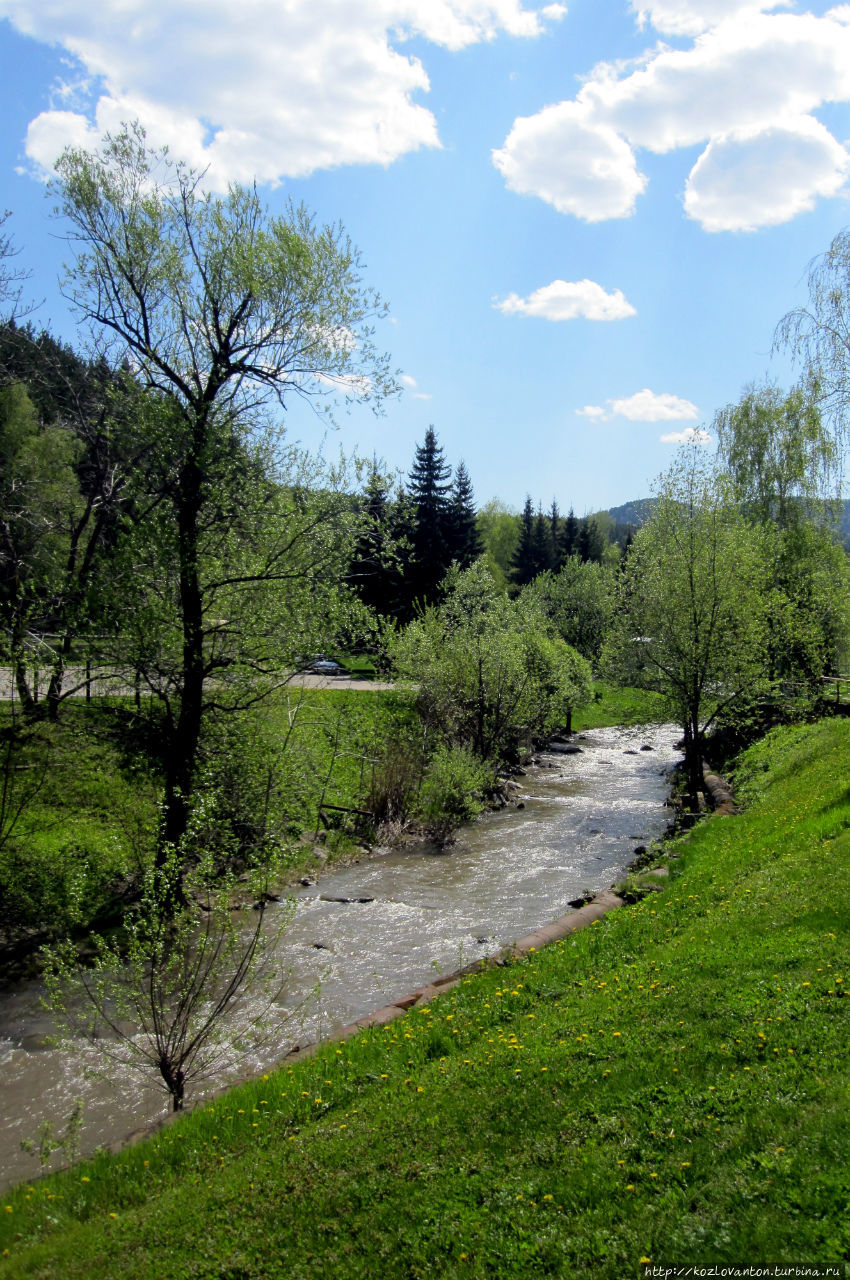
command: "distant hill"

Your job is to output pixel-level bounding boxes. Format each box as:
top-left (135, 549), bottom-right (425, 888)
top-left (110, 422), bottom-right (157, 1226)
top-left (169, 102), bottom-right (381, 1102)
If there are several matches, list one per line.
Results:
top-left (608, 496), bottom-right (850, 546)
top-left (605, 498), bottom-right (656, 528)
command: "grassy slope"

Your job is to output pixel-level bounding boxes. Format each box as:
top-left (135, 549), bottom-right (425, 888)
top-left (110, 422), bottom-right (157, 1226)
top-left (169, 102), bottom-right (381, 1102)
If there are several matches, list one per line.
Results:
top-left (2, 716), bottom-right (848, 1277)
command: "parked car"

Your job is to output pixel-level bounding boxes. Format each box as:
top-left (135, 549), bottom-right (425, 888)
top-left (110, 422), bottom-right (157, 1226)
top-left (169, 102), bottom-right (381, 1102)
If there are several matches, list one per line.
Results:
top-left (306, 656), bottom-right (343, 675)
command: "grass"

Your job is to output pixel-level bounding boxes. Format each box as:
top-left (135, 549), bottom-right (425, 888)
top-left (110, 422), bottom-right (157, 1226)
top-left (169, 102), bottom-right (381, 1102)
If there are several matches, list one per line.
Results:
top-left (1, 715), bottom-right (848, 1277)
top-left (572, 682), bottom-right (668, 731)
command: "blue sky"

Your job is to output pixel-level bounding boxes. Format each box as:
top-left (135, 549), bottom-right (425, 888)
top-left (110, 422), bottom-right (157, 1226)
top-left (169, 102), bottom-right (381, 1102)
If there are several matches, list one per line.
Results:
top-left (1, 0), bottom-right (850, 512)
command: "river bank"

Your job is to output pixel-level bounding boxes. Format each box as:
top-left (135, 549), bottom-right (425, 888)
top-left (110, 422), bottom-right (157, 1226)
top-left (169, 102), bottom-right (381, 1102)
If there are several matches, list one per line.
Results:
top-left (0, 721), bottom-right (679, 1192)
top-left (1, 715), bottom-right (847, 1277)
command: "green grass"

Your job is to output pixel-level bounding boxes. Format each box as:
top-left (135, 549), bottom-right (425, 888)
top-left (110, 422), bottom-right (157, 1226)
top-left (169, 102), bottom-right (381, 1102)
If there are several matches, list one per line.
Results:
top-left (2, 716), bottom-right (848, 1277)
top-left (572, 681), bottom-right (668, 731)
top-left (0, 690), bottom-right (420, 942)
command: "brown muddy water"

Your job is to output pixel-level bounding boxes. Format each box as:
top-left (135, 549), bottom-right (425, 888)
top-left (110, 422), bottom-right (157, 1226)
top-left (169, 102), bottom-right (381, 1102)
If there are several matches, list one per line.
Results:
top-left (0, 723), bottom-right (681, 1189)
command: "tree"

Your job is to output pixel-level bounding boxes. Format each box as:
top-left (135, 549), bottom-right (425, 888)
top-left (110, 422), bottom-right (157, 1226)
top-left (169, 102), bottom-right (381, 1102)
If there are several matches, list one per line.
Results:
top-left (605, 448), bottom-right (771, 804)
top-left (576, 516), bottom-right (605, 564)
top-left (405, 426), bottom-right (454, 608)
top-left (54, 124), bottom-right (396, 880)
top-left (44, 850), bottom-right (287, 1112)
top-left (448, 460), bottom-right (482, 568)
top-left (776, 228), bottom-right (850, 463)
top-left (510, 496), bottom-right (537, 590)
top-left (0, 382), bottom-right (82, 710)
top-left (392, 559), bottom-right (592, 763)
top-left (0, 324), bottom-right (145, 719)
top-left (0, 213), bottom-right (29, 319)
top-left (525, 557), bottom-right (615, 665)
top-left (476, 498), bottom-right (519, 592)
top-left (559, 508), bottom-right (579, 564)
top-left (713, 381), bottom-right (837, 529)
top-left (347, 461), bottom-right (407, 618)
top-left (714, 381), bottom-right (849, 698)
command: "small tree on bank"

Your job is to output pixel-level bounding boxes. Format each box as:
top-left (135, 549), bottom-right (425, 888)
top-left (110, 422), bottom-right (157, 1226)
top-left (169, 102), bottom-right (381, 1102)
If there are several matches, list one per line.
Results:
top-left (44, 847), bottom-right (290, 1113)
top-left (605, 448), bottom-right (771, 804)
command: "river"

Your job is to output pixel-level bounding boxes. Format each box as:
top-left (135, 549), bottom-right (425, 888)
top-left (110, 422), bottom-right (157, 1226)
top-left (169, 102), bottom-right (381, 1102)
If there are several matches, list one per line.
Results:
top-left (0, 722), bottom-right (680, 1189)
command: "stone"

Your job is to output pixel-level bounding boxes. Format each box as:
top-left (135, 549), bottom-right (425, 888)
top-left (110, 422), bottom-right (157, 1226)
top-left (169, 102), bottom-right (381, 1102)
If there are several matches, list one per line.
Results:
top-left (319, 894), bottom-right (375, 904)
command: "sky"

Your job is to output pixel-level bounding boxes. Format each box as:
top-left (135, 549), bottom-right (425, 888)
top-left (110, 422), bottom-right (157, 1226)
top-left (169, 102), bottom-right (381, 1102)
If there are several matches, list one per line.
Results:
top-left (1, 0), bottom-right (850, 513)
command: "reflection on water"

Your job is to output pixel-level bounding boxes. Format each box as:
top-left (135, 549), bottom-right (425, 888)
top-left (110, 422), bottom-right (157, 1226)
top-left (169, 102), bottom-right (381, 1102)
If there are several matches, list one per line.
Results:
top-left (0, 723), bottom-right (680, 1188)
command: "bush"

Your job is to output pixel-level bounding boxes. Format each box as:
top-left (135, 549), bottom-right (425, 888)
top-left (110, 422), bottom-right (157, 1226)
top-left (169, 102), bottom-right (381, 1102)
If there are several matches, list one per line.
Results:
top-left (418, 744), bottom-right (491, 836)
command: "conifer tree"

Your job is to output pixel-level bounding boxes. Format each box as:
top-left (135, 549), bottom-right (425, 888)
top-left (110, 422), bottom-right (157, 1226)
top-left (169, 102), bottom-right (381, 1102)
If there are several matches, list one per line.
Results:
top-left (559, 508), bottom-right (579, 562)
top-left (510, 495), bottom-right (537, 589)
top-left (406, 425), bottom-right (454, 607)
top-left (348, 463), bottom-right (405, 616)
top-left (549, 499), bottom-right (561, 569)
top-left (577, 517), bottom-right (605, 564)
top-left (532, 504), bottom-right (552, 575)
top-left (449, 460), bottom-right (482, 568)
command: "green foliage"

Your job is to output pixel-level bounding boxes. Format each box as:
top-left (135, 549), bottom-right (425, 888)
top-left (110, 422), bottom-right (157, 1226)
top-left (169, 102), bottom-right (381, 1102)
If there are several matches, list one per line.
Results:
top-left (419, 744), bottom-right (492, 830)
top-left (392, 559), bottom-right (592, 763)
top-left (4, 717), bottom-right (850, 1275)
top-left (606, 447), bottom-right (771, 796)
top-left (53, 122), bottom-right (398, 876)
top-left (714, 381), bottom-right (837, 528)
top-left (476, 497), bottom-right (520, 591)
top-left (523, 558), bottom-right (615, 665)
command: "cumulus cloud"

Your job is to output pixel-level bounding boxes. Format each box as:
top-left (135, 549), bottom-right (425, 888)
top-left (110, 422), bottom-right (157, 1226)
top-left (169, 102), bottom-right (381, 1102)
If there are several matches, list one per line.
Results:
top-left (493, 103), bottom-right (647, 221)
top-left (659, 426), bottom-right (712, 443)
top-left (577, 389), bottom-right (699, 422)
top-left (684, 117), bottom-right (850, 231)
top-left (2, 0), bottom-right (564, 186)
top-left (494, 5), bottom-right (850, 230)
top-left (401, 373), bottom-right (432, 400)
top-left (493, 278), bottom-right (637, 321)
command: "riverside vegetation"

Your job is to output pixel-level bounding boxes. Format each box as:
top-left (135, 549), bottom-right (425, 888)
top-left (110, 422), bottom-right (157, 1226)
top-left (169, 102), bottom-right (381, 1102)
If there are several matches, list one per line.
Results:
top-left (1, 714), bottom-right (848, 1276)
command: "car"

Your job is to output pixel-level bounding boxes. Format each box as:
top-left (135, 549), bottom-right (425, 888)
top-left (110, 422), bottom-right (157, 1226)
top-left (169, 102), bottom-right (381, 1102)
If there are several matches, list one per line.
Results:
top-left (306, 657), bottom-right (342, 675)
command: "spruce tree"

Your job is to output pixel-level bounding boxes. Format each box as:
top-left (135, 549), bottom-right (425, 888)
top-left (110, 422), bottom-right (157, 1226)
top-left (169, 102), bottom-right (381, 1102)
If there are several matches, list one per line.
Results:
top-left (559, 507), bottom-right (579, 562)
top-left (347, 463), bottom-right (405, 616)
top-left (577, 517), bottom-right (605, 564)
top-left (531, 504), bottom-right (551, 575)
top-left (405, 425), bottom-right (454, 606)
top-left (449, 460), bottom-right (483, 568)
top-left (510, 495), bottom-right (537, 589)
top-left (549, 499), bottom-right (561, 569)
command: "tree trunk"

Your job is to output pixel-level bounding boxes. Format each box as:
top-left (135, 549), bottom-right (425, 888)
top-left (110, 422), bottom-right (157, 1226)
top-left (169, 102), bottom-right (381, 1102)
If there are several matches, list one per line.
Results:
top-left (157, 434), bottom-right (205, 895)
top-left (683, 714), bottom-right (703, 811)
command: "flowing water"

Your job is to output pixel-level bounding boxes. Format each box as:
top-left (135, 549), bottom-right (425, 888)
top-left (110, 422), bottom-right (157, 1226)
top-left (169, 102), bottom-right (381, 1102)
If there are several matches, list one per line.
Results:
top-left (0, 723), bottom-right (680, 1189)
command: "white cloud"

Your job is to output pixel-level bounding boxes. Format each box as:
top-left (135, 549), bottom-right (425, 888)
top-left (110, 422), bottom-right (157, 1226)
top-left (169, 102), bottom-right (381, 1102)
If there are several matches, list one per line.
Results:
top-left (401, 373), bottom-right (432, 399)
top-left (2, 0), bottom-right (564, 187)
top-left (577, 388), bottom-right (699, 422)
top-left (629, 1), bottom-right (787, 37)
top-left (659, 426), bottom-right (712, 443)
top-left (685, 117), bottom-right (850, 231)
top-left (494, 278), bottom-right (637, 321)
top-left (495, 6), bottom-right (850, 229)
top-left (611, 389), bottom-right (699, 421)
top-left (493, 102), bottom-right (647, 221)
